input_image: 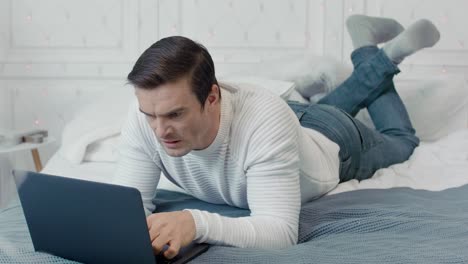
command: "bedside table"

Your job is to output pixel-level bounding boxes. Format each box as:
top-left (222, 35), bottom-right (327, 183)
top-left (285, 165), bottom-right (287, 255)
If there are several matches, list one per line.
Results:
top-left (0, 137), bottom-right (55, 208)
top-left (0, 137), bottom-right (56, 172)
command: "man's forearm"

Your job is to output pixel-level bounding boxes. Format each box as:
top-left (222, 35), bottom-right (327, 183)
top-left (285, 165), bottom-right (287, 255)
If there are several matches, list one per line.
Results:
top-left (186, 209), bottom-right (298, 249)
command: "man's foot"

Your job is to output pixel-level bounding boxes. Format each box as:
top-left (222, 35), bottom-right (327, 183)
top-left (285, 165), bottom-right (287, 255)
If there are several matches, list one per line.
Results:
top-left (346, 14), bottom-right (405, 49)
top-left (383, 19), bottom-right (440, 64)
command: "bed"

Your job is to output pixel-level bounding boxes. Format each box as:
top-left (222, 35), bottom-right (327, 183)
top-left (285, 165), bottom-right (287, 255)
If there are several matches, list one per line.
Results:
top-left (1, 60), bottom-right (468, 263)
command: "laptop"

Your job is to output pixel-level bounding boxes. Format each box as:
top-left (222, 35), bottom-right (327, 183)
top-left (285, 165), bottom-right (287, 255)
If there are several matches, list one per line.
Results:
top-left (12, 170), bottom-right (209, 264)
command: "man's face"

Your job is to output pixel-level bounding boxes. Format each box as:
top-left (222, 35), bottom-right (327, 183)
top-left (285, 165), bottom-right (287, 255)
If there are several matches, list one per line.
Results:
top-left (135, 78), bottom-right (219, 157)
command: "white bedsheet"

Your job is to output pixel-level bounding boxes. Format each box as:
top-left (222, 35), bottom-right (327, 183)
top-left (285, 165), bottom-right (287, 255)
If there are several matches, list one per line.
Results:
top-left (43, 128), bottom-right (468, 197)
top-left (42, 154), bottom-right (115, 183)
top-left (330, 128), bottom-right (468, 194)
top-left (42, 153), bottom-right (185, 193)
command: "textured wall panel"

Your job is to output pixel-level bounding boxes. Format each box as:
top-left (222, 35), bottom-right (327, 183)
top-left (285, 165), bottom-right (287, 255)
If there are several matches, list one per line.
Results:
top-left (0, 85), bottom-right (12, 129)
top-left (1, 0), bottom-right (140, 62)
top-left (343, 0), bottom-right (468, 67)
top-left (158, 0), bottom-right (325, 64)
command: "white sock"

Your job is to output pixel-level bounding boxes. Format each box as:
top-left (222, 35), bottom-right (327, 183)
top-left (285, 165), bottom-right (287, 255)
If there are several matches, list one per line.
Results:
top-left (346, 14), bottom-right (404, 49)
top-left (383, 19), bottom-right (440, 64)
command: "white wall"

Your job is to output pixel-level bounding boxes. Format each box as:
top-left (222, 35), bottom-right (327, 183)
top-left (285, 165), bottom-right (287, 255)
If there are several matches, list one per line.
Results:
top-left (341, 0), bottom-right (468, 77)
top-left (1, 0), bottom-right (468, 170)
top-left (0, 86), bottom-right (11, 129)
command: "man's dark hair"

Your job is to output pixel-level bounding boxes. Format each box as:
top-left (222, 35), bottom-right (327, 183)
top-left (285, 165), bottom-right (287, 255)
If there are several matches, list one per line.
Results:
top-left (127, 36), bottom-right (219, 108)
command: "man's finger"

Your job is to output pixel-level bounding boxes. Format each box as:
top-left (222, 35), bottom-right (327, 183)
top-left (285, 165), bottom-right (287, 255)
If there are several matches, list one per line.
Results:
top-left (146, 214), bottom-right (154, 230)
top-left (152, 232), bottom-right (170, 255)
top-left (164, 239), bottom-right (181, 259)
top-left (148, 225), bottom-right (160, 241)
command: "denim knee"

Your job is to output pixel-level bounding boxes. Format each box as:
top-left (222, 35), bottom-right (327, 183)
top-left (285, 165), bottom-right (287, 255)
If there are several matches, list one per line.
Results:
top-left (400, 134), bottom-right (420, 159)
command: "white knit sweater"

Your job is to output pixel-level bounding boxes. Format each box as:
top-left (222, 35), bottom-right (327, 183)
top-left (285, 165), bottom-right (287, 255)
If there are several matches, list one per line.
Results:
top-left (113, 82), bottom-right (340, 248)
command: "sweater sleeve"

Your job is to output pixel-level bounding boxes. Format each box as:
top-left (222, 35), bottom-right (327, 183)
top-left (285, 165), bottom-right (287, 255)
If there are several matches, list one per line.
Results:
top-left (186, 99), bottom-right (301, 248)
top-left (112, 100), bottom-right (161, 216)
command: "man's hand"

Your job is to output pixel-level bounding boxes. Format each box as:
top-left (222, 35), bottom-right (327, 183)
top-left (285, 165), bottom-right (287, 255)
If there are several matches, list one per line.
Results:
top-left (147, 211), bottom-right (196, 259)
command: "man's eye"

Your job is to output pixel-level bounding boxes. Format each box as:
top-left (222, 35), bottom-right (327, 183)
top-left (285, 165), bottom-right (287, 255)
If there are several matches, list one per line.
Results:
top-left (146, 115), bottom-right (156, 121)
top-left (169, 112), bottom-right (182, 119)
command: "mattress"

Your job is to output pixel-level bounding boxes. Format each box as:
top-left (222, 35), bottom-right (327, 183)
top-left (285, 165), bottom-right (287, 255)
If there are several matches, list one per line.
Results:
top-left (42, 128), bottom-right (468, 196)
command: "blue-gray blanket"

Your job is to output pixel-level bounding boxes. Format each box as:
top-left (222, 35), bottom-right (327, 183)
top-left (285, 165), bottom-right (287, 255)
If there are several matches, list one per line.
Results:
top-left (1, 185), bottom-right (468, 263)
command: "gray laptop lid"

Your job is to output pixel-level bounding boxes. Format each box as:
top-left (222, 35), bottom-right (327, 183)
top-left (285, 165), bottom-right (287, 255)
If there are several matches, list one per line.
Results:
top-left (12, 170), bottom-right (156, 264)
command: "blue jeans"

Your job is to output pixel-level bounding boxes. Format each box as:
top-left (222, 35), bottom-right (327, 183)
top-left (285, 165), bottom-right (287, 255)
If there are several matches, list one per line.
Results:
top-left (288, 46), bottom-right (419, 182)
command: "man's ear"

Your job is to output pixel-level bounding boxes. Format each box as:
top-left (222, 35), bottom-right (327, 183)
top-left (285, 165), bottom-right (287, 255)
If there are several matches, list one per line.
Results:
top-left (206, 84), bottom-right (220, 106)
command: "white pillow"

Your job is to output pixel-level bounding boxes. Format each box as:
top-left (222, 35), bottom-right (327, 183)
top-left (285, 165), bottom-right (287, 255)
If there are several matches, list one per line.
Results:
top-left (220, 77), bottom-right (297, 99)
top-left (219, 53), bottom-right (352, 100)
top-left (355, 74), bottom-right (468, 142)
top-left (83, 135), bottom-right (120, 163)
top-left (59, 86), bottom-right (133, 164)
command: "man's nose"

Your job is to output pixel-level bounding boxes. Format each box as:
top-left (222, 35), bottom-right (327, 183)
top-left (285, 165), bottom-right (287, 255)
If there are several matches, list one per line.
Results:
top-left (152, 119), bottom-right (172, 138)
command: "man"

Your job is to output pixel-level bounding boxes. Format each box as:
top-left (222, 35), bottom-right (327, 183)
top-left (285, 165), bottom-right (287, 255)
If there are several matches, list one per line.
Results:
top-left (113, 15), bottom-right (440, 259)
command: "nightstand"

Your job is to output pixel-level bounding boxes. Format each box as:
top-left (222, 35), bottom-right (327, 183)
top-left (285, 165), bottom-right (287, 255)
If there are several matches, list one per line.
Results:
top-left (0, 137), bottom-right (56, 172)
top-left (0, 137), bottom-right (55, 208)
